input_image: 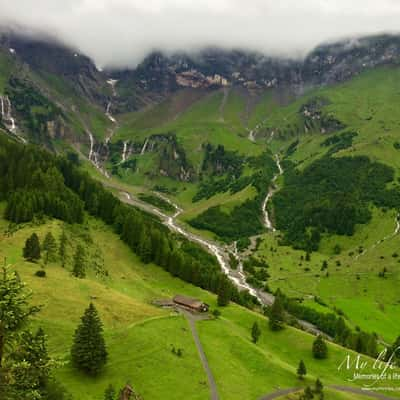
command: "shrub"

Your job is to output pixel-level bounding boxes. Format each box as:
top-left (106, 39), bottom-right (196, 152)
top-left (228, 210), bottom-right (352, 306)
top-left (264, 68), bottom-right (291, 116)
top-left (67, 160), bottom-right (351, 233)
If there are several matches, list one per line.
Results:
top-left (35, 270), bottom-right (46, 278)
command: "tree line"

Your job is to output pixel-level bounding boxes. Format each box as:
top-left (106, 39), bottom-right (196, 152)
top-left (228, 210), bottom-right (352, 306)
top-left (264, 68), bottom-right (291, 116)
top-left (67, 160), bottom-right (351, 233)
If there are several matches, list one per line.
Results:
top-left (267, 289), bottom-right (378, 358)
top-left (0, 137), bottom-right (84, 224)
top-left (190, 151), bottom-right (278, 241)
top-left (274, 155), bottom-right (400, 251)
top-left (0, 135), bottom-right (256, 309)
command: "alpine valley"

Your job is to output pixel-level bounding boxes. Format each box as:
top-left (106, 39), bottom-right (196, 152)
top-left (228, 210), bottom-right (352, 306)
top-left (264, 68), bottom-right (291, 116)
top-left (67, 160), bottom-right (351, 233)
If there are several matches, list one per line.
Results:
top-left (1, 30), bottom-right (400, 400)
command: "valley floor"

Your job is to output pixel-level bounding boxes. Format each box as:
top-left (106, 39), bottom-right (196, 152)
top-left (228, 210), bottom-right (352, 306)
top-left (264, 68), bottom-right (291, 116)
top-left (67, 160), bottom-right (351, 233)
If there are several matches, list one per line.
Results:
top-left (1, 206), bottom-right (399, 399)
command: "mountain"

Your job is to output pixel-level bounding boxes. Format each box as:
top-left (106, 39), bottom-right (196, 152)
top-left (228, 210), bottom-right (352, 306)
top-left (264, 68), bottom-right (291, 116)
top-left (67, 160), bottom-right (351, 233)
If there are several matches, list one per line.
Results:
top-left (1, 31), bottom-right (400, 400)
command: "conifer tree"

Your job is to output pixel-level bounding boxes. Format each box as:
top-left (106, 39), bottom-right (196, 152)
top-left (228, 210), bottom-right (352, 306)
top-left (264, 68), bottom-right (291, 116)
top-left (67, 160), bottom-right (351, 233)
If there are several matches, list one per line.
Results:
top-left (104, 384), bottom-right (116, 400)
top-left (42, 232), bottom-right (57, 264)
top-left (269, 290), bottom-right (285, 330)
top-left (23, 233), bottom-right (41, 262)
top-left (138, 231), bottom-right (152, 264)
top-left (251, 321), bottom-right (261, 343)
top-left (303, 386), bottom-right (314, 400)
top-left (217, 276), bottom-right (231, 306)
top-left (387, 335), bottom-right (400, 363)
top-left (59, 229), bottom-right (68, 268)
top-left (0, 266), bottom-right (40, 368)
top-left (335, 317), bottom-right (349, 344)
top-left (8, 328), bottom-right (52, 396)
top-left (72, 244), bottom-right (86, 278)
top-left (315, 378), bottom-right (323, 394)
top-left (0, 266), bottom-right (57, 400)
top-left (71, 303), bottom-right (108, 375)
top-left (297, 360), bottom-right (307, 379)
top-left (312, 335), bottom-right (328, 359)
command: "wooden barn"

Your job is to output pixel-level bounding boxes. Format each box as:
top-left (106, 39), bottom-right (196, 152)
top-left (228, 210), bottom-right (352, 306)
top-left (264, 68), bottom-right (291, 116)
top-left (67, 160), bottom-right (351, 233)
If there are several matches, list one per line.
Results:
top-left (173, 295), bottom-right (209, 312)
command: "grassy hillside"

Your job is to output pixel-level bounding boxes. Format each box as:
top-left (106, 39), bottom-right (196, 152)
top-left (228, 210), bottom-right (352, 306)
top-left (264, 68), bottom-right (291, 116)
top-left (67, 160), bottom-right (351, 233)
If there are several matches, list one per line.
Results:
top-left (244, 66), bottom-right (400, 344)
top-left (84, 66), bottom-right (400, 348)
top-left (1, 205), bottom-right (395, 399)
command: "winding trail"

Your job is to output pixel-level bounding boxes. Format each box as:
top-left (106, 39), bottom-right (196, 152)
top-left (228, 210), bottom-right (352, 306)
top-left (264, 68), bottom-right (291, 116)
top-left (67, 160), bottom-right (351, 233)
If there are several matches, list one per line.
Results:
top-left (181, 310), bottom-right (219, 400)
top-left (262, 155), bottom-right (284, 231)
top-left (258, 385), bottom-right (398, 400)
top-left (355, 214), bottom-right (400, 260)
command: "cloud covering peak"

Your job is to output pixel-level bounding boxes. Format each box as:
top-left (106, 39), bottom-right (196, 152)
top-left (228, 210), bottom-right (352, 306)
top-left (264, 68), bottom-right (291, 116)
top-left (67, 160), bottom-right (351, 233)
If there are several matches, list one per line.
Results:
top-left (0, 0), bottom-right (399, 68)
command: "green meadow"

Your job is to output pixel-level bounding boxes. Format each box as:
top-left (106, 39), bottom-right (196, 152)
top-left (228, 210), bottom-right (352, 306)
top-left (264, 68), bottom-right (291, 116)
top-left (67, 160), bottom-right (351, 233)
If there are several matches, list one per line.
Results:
top-left (1, 204), bottom-right (396, 400)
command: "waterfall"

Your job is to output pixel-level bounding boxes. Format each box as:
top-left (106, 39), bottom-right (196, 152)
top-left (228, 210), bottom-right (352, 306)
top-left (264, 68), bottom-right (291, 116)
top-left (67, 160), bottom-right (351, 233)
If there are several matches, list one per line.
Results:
top-left (88, 131), bottom-right (97, 166)
top-left (105, 101), bottom-right (116, 123)
top-left (121, 141), bottom-right (128, 162)
top-left (262, 155), bottom-right (283, 231)
top-left (107, 79), bottom-right (118, 97)
top-left (140, 138), bottom-right (149, 155)
top-left (0, 95), bottom-right (25, 143)
top-left (105, 79), bottom-right (118, 123)
top-left (87, 131), bottom-right (110, 178)
top-left (0, 95), bottom-right (17, 132)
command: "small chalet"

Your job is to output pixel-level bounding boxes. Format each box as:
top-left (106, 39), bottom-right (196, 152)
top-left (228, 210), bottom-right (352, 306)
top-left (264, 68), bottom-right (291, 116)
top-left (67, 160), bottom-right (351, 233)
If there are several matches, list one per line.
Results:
top-left (173, 295), bottom-right (209, 312)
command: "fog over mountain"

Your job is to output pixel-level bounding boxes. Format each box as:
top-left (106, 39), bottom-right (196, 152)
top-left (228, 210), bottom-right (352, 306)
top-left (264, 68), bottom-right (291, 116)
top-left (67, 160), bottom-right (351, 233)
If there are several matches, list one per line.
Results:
top-left (0, 0), bottom-right (400, 68)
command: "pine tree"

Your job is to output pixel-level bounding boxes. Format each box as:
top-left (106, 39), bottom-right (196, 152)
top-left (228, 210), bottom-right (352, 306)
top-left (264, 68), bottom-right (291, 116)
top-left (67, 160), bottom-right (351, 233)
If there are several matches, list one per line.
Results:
top-left (269, 291), bottom-right (285, 331)
top-left (391, 335), bottom-right (400, 362)
top-left (297, 360), bottom-right (307, 379)
top-left (217, 276), bottom-right (231, 307)
top-left (138, 231), bottom-right (153, 264)
top-left (42, 232), bottom-right (57, 264)
top-left (366, 334), bottom-right (378, 358)
top-left (315, 378), bottom-right (323, 394)
top-left (335, 317), bottom-right (349, 344)
top-left (72, 244), bottom-right (86, 278)
top-left (104, 384), bottom-right (116, 400)
top-left (0, 266), bottom-right (39, 368)
top-left (8, 328), bottom-right (52, 396)
top-left (251, 321), bottom-right (261, 343)
top-left (312, 335), bottom-right (328, 359)
top-left (0, 267), bottom-right (56, 400)
top-left (303, 386), bottom-right (314, 400)
top-left (23, 233), bottom-right (41, 262)
top-left (71, 303), bottom-right (108, 375)
top-left (59, 229), bottom-right (68, 268)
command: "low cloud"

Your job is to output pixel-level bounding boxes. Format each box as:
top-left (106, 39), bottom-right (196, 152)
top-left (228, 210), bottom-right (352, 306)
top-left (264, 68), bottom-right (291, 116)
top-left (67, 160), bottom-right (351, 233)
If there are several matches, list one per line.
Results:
top-left (0, 0), bottom-right (399, 68)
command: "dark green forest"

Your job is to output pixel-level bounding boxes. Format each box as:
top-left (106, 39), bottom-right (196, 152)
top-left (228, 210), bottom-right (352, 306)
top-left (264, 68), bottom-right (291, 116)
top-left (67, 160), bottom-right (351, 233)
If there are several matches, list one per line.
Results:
top-left (273, 156), bottom-right (400, 250)
top-left (190, 151), bottom-right (278, 240)
top-left (0, 134), bottom-right (257, 308)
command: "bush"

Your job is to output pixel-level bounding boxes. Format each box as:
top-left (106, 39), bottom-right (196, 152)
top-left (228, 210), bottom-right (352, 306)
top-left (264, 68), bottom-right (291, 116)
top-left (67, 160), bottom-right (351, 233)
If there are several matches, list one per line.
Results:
top-left (35, 270), bottom-right (46, 278)
top-left (312, 335), bottom-right (328, 359)
top-left (212, 309), bottom-right (221, 319)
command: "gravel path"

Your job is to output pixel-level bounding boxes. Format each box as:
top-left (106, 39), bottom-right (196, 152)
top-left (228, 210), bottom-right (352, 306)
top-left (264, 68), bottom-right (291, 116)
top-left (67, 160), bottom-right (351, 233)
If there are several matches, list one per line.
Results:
top-left (258, 385), bottom-right (398, 400)
top-left (182, 310), bottom-right (220, 400)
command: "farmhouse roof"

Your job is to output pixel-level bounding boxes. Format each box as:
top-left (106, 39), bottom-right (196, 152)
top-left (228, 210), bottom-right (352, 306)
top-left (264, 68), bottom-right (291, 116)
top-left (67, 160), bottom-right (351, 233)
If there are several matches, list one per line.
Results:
top-left (173, 295), bottom-right (204, 308)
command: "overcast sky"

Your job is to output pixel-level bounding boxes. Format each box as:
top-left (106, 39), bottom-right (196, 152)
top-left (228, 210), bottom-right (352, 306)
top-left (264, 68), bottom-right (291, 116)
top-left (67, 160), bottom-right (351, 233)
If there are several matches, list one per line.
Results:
top-left (0, 0), bottom-right (399, 68)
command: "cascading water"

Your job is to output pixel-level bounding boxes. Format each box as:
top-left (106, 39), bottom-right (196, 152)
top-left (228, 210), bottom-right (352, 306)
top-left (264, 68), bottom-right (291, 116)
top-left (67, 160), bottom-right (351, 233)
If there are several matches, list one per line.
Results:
top-left (117, 189), bottom-right (324, 335)
top-left (140, 138), bottom-right (149, 155)
top-left (1, 95), bottom-right (16, 132)
top-left (262, 155), bottom-right (283, 230)
top-left (0, 95), bottom-right (26, 143)
top-left (121, 141), bottom-right (128, 163)
top-left (88, 131), bottom-right (98, 166)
